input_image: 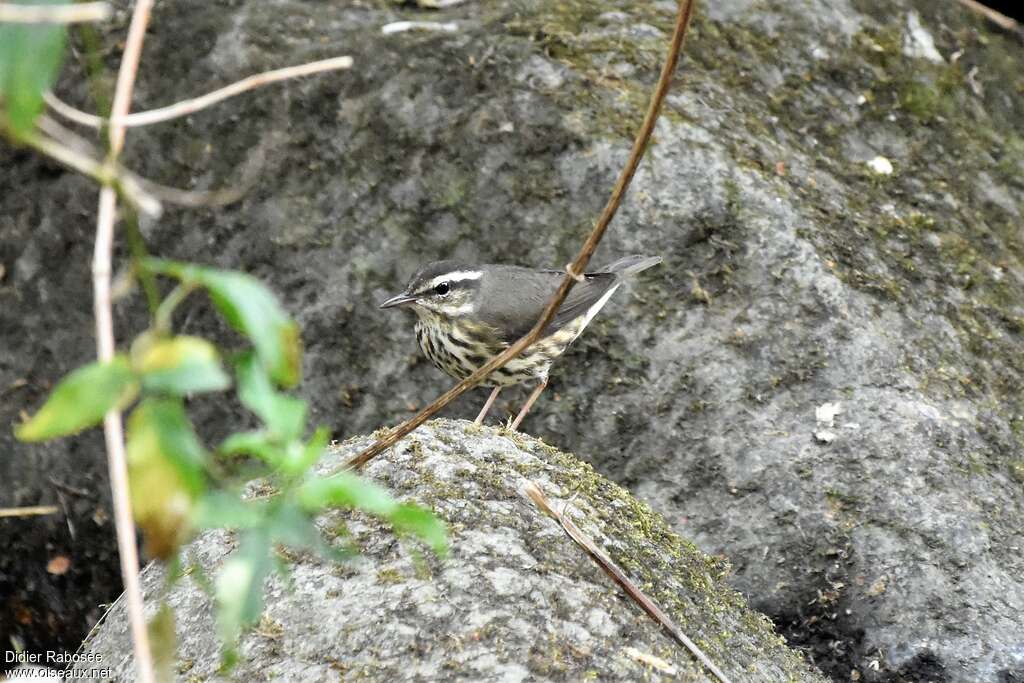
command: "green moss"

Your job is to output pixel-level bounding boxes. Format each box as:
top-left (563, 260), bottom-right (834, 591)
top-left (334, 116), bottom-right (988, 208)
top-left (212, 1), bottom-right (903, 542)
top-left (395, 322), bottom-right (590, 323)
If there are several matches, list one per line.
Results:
top-left (995, 133), bottom-right (1024, 185)
top-left (256, 614), bottom-right (284, 639)
top-left (824, 488), bottom-right (864, 517)
top-left (666, 3), bottom-right (1024, 452)
top-left (447, 421), bottom-right (796, 670)
top-left (505, 1), bottom-right (687, 139)
top-left (375, 567), bottom-right (405, 584)
top-left (960, 452), bottom-right (988, 477)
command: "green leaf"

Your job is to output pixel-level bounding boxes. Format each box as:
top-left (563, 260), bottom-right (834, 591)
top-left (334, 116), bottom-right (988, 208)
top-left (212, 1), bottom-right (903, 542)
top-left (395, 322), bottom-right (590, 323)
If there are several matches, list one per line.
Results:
top-left (15, 355), bottom-right (138, 442)
top-left (183, 558), bottom-right (214, 597)
top-left (145, 260), bottom-right (301, 387)
top-left (192, 491), bottom-right (266, 530)
top-left (298, 473), bottom-right (448, 557)
top-left (281, 426), bottom-right (330, 476)
top-left (236, 352), bottom-right (305, 442)
top-left (135, 335), bottom-right (231, 395)
top-left (389, 504), bottom-right (448, 558)
top-left (266, 502), bottom-right (350, 563)
top-left (126, 397), bottom-right (207, 558)
top-left (218, 431), bottom-right (283, 467)
top-left (149, 603), bottom-right (177, 683)
top-left (127, 397), bottom-right (207, 496)
top-left (0, 1), bottom-right (69, 137)
top-left (216, 529), bottom-right (272, 649)
top-left (298, 472), bottom-right (397, 516)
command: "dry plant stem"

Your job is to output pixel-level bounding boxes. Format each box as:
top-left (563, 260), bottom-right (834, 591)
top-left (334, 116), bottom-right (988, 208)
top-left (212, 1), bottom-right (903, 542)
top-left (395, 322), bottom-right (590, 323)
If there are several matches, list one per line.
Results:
top-left (522, 482), bottom-right (733, 683)
top-left (44, 56), bottom-right (354, 129)
top-left (93, 2), bottom-right (156, 683)
top-left (956, 0), bottom-right (1021, 34)
top-left (33, 114), bottom-right (246, 210)
top-left (344, 0), bottom-right (695, 471)
top-left (19, 128), bottom-right (161, 216)
top-left (134, 175), bottom-right (248, 208)
top-left (0, 1), bottom-right (110, 23)
top-left (0, 505), bottom-right (59, 518)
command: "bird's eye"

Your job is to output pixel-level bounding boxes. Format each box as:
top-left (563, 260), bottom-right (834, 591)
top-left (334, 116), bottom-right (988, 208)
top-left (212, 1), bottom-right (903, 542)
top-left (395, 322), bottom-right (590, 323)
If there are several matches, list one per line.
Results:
top-left (434, 282), bottom-right (451, 296)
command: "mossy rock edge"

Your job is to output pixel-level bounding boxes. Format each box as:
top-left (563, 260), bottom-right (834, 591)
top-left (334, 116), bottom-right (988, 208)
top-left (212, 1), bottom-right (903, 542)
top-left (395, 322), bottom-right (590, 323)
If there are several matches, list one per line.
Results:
top-left (73, 420), bottom-right (824, 683)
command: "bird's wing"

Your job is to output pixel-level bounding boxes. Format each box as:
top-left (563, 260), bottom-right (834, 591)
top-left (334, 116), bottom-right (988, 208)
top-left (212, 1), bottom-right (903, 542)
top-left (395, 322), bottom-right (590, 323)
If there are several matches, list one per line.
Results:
top-left (476, 266), bottom-right (619, 343)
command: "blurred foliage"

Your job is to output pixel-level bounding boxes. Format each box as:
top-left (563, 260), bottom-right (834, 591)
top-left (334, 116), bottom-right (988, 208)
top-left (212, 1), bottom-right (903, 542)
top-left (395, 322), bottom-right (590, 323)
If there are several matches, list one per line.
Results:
top-left (6, 11), bottom-right (447, 669)
top-left (0, 1), bottom-right (69, 137)
top-left (15, 260), bottom-right (448, 664)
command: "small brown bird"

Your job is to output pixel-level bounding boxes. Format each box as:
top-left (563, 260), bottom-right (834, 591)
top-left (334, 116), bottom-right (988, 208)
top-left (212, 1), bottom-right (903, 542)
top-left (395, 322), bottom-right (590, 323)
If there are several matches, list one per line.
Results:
top-left (380, 255), bottom-right (662, 428)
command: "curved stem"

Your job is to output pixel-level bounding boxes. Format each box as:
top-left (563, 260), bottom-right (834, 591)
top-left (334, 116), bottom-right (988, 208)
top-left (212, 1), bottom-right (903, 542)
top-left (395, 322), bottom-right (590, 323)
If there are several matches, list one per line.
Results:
top-left (344, 0), bottom-right (697, 470)
top-left (44, 56), bottom-right (353, 129)
top-left (125, 211), bottom-right (161, 317)
top-left (92, 2), bottom-right (157, 682)
top-left (153, 283), bottom-right (196, 334)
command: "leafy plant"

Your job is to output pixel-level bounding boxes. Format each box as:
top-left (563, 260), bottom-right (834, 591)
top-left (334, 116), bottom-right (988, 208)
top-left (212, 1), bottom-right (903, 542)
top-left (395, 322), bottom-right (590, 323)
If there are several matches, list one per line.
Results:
top-left (0, 0), bottom-right (69, 137)
top-left (15, 258), bottom-right (447, 661)
top-left (4, 11), bottom-right (445, 665)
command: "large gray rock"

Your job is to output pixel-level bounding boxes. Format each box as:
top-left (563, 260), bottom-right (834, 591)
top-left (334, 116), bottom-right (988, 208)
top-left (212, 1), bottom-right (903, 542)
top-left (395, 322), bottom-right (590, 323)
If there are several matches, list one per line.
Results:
top-left (75, 420), bottom-right (824, 682)
top-left (2, 0), bottom-right (1022, 680)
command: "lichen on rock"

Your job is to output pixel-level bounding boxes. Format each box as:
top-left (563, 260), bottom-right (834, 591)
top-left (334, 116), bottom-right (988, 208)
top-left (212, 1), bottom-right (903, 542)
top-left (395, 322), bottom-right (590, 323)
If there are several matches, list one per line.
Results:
top-left (3, 0), bottom-right (1023, 680)
top-left (73, 420), bottom-right (824, 682)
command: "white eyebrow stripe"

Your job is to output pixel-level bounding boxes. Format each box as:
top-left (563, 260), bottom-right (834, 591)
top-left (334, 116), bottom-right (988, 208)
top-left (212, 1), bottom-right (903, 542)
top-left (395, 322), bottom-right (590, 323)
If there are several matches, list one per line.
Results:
top-left (423, 271), bottom-right (482, 291)
top-left (440, 271), bottom-right (482, 283)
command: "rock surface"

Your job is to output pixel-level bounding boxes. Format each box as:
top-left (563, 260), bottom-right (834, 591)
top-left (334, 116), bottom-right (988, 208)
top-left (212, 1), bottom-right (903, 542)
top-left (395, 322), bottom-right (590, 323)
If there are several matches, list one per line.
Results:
top-left (73, 420), bottom-right (824, 682)
top-left (2, 0), bottom-right (1023, 681)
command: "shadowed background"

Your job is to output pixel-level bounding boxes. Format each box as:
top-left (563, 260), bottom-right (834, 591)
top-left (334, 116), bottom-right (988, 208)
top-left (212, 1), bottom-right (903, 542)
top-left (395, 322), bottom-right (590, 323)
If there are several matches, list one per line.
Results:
top-left (2, 0), bottom-right (1022, 680)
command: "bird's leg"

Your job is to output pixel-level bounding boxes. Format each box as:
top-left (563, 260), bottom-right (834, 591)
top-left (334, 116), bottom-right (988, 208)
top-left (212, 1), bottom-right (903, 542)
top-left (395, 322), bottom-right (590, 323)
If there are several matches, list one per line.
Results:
top-left (475, 386), bottom-right (502, 425)
top-left (510, 378), bottom-right (548, 431)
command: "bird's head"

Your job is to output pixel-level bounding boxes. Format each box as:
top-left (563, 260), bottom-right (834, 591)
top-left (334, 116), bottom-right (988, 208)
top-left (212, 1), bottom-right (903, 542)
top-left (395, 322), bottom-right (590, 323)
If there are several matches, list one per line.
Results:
top-left (379, 261), bottom-right (481, 319)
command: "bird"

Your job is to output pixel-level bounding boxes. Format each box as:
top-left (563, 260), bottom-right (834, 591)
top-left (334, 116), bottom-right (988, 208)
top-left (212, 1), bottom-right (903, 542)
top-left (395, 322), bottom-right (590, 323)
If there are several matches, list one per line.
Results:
top-left (380, 255), bottom-right (663, 429)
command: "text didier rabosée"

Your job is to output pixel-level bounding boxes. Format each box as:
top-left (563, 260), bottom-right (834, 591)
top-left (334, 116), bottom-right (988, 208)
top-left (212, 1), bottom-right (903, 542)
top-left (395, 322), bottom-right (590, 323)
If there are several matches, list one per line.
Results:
top-left (5, 651), bottom-right (104, 665)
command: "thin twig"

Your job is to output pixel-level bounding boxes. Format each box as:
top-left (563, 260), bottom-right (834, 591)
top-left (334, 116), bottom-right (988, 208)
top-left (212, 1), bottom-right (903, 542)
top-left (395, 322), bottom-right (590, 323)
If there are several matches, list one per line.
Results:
top-left (35, 113), bottom-right (97, 158)
top-left (134, 175), bottom-right (249, 208)
top-left (44, 56), bottom-right (354, 129)
top-left (381, 21), bottom-right (459, 35)
top-left (33, 115), bottom-right (248, 210)
top-left (92, 2), bottom-right (156, 682)
top-left (415, 0), bottom-right (470, 7)
top-left (154, 282), bottom-right (195, 334)
top-left (49, 476), bottom-right (94, 499)
top-left (956, 0), bottom-right (1022, 37)
top-left (124, 212), bottom-right (161, 316)
top-left (0, 505), bottom-right (59, 518)
top-left (522, 482), bottom-right (733, 683)
top-left (343, 0), bottom-right (695, 471)
top-left (18, 127), bottom-right (162, 216)
top-left (0, 1), bottom-right (110, 23)
top-left (54, 489), bottom-right (77, 540)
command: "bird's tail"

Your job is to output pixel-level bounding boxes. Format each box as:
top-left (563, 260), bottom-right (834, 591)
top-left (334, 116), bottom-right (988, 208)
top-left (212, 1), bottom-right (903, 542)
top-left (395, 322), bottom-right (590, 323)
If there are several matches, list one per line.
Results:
top-left (599, 255), bottom-right (663, 277)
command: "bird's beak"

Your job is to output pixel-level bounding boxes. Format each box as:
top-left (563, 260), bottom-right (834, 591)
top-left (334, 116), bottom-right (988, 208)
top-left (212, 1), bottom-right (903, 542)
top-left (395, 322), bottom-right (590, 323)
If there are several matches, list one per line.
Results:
top-left (379, 292), bottom-right (418, 309)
